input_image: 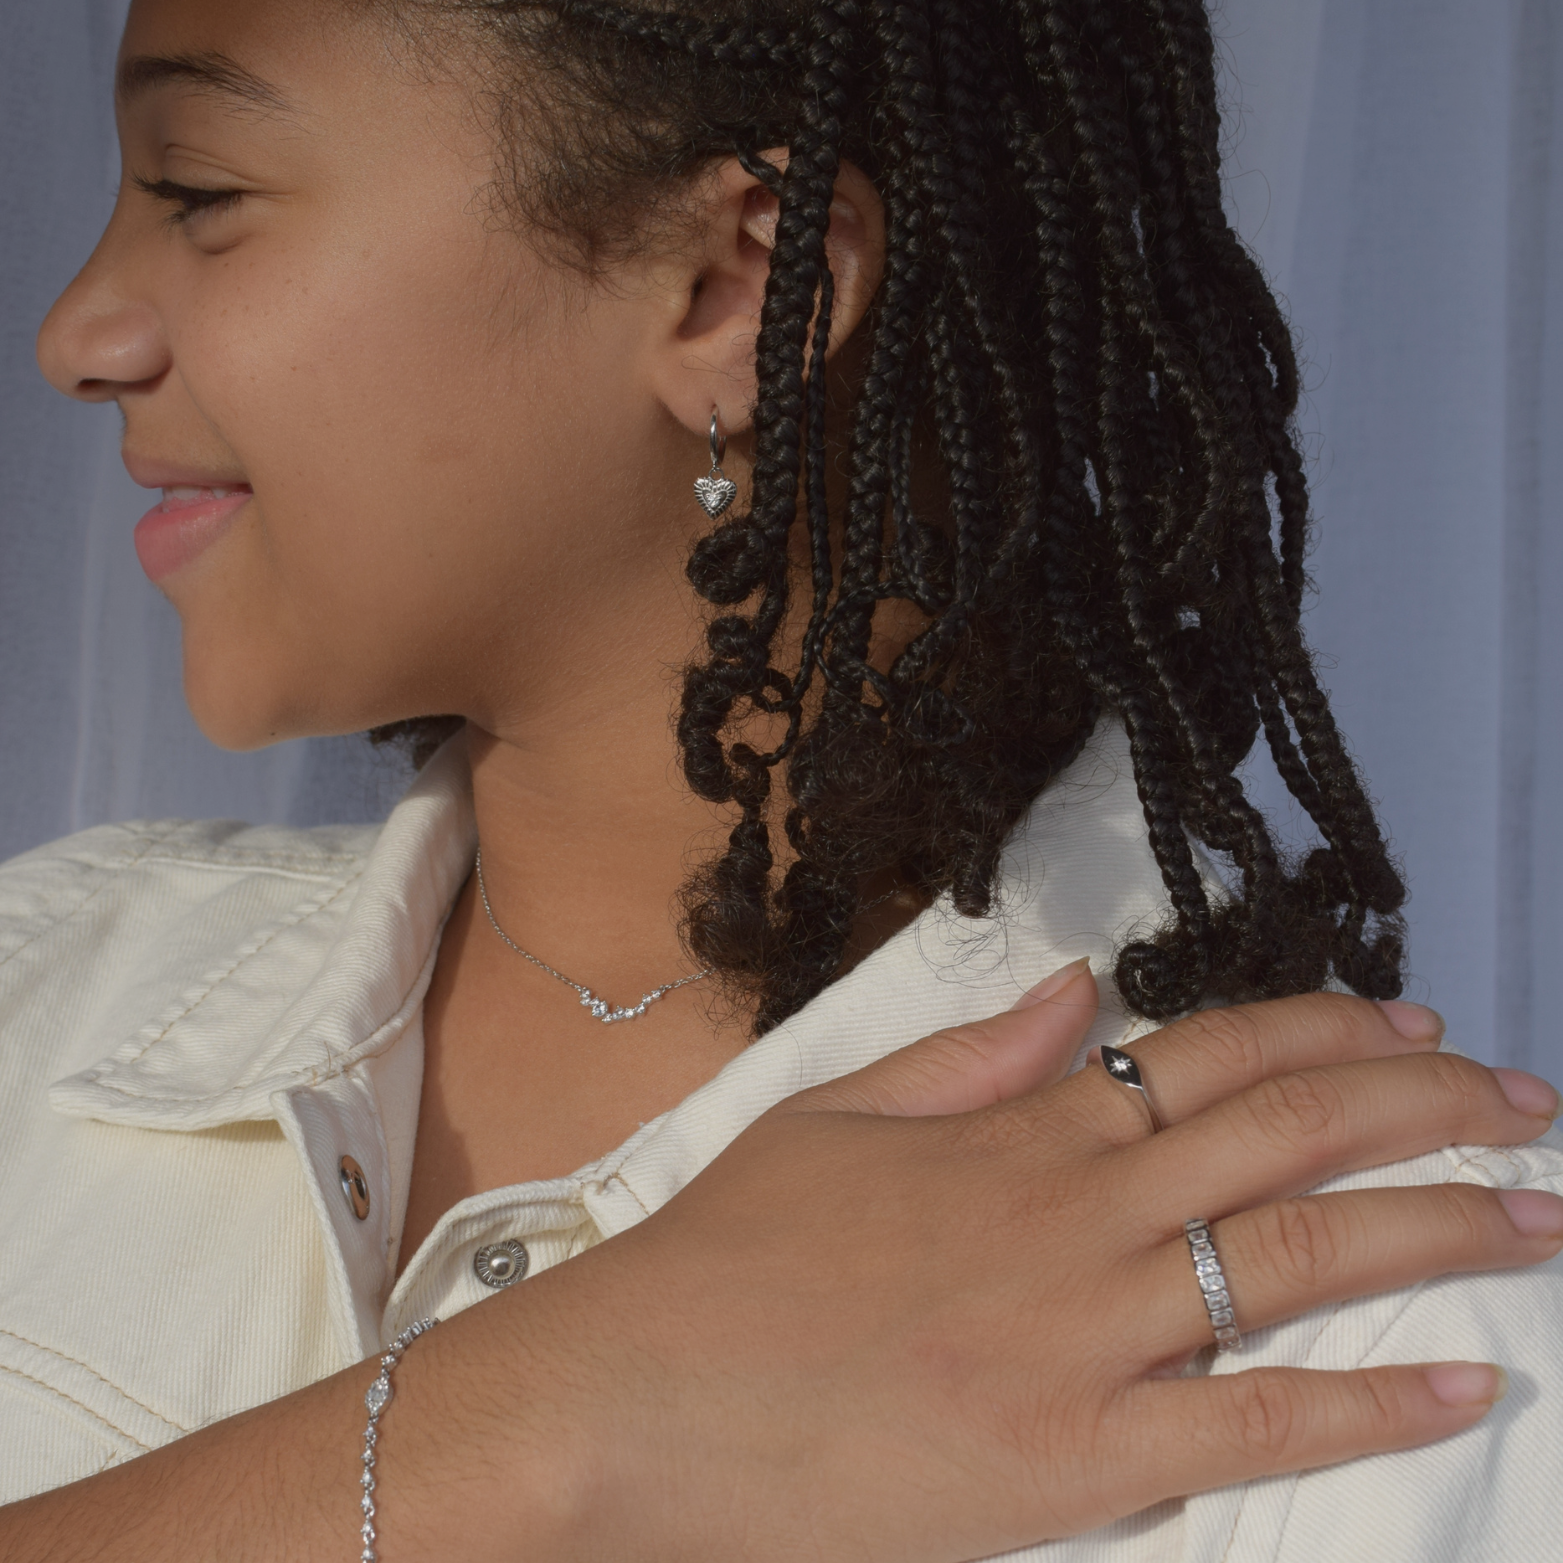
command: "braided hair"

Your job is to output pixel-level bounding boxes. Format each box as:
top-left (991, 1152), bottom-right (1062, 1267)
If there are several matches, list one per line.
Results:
top-left (377, 0), bottom-right (1408, 1032)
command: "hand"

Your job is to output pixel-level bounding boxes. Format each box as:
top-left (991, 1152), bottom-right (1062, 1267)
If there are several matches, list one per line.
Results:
top-left (5, 972), bottom-right (1557, 1563)
top-left (423, 972), bottom-right (1559, 1561)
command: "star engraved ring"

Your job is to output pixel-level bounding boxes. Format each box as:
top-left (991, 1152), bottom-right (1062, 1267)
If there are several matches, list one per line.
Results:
top-left (1184, 1218), bottom-right (1242, 1352)
top-left (1091, 1044), bottom-right (1167, 1134)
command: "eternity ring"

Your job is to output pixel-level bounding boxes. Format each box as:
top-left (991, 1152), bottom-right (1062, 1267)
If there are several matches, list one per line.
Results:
top-left (1092, 1044), bottom-right (1166, 1134)
top-left (1184, 1218), bottom-right (1242, 1352)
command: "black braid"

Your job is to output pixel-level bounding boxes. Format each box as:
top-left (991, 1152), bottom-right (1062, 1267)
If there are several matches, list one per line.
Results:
top-left (376, 0), bottom-right (1408, 1030)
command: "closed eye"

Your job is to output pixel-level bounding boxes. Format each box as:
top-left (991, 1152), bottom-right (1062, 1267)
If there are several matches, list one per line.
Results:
top-left (133, 175), bottom-right (246, 225)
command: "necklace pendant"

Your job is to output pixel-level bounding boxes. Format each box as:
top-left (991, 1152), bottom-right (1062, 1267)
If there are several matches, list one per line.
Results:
top-left (579, 989), bottom-right (652, 1023)
top-left (477, 845), bottom-right (707, 1025)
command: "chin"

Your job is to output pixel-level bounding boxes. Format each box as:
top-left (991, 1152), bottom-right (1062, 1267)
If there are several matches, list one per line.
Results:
top-left (177, 600), bottom-right (467, 751)
top-left (184, 685), bottom-right (305, 752)
top-left (182, 650), bottom-right (448, 754)
top-left (180, 639), bottom-right (333, 752)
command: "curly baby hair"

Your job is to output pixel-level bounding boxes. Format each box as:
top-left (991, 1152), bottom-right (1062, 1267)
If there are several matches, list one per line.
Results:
top-left (374, 0), bottom-right (1409, 1033)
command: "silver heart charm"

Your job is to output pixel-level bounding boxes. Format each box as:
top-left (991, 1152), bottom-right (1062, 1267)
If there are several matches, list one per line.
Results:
top-left (694, 473), bottom-right (738, 518)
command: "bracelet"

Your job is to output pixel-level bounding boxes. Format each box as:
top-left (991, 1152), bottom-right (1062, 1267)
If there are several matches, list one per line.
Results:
top-left (359, 1317), bottom-right (440, 1562)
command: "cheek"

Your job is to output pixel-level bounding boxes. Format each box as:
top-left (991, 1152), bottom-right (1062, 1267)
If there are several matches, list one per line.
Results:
top-left (163, 219), bottom-right (663, 741)
top-left (189, 232), bottom-right (530, 577)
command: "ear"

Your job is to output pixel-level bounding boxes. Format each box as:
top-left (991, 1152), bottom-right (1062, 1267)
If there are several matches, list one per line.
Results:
top-left (646, 149), bottom-right (886, 442)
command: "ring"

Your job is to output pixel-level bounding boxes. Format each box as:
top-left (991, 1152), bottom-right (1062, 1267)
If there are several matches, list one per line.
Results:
top-left (1184, 1219), bottom-right (1242, 1352)
top-left (1092, 1044), bottom-right (1166, 1134)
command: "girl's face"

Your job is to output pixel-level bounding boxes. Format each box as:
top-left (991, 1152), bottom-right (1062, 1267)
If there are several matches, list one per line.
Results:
top-left (36, 0), bottom-right (795, 751)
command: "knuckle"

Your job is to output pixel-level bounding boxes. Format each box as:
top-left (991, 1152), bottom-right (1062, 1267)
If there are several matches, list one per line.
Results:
top-left (1420, 1051), bottom-right (1491, 1114)
top-left (1223, 1371), bottom-right (1306, 1459)
top-left (908, 1025), bottom-right (985, 1076)
top-left (1165, 1004), bottom-right (1268, 1080)
top-left (908, 1024), bottom-right (999, 1088)
top-left (1434, 1183), bottom-right (1499, 1250)
top-left (1255, 1198), bottom-right (1341, 1291)
top-left (925, 1021), bottom-right (994, 1057)
top-left (1243, 1070), bottom-right (1344, 1158)
top-left (1356, 1367), bottom-right (1412, 1438)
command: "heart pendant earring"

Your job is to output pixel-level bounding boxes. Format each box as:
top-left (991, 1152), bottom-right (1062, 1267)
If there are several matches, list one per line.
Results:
top-left (693, 409), bottom-right (739, 518)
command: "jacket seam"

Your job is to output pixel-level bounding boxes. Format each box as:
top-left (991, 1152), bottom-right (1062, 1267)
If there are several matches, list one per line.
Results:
top-left (79, 883), bottom-right (435, 1113)
top-left (101, 873), bottom-right (362, 1078)
top-left (137, 852), bottom-right (365, 878)
top-left (603, 1172), bottom-right (656, 1219)
top-left (0, 1327), bottom-right (188, 1433)
top-left (1214, 1498), bottom-right (1246, 1563)
top-left (0, 824), bottom-right (177, 976)
top-left (0, 1362), bottom-right (154, 1451)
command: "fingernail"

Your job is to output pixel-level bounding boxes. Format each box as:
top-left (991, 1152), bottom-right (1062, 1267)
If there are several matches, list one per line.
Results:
top-left (1492, 1067), bottom-right (1562, 1120)
top-left (1011, 956), bottom-right (1093, 1010)
top-left (1424, 1362), bottom-right (1508, 1407)
top-left (1377, 1000), bottom-right (1445, 1043)
top-left (1498, 1188), bottom-right (1563, 1239)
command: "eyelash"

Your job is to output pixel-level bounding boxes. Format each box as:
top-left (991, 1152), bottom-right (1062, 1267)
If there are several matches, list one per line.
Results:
top-left (134, 176), bottom-right (246, 225)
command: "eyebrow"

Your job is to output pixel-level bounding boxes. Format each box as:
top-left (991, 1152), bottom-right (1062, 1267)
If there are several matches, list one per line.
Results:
top-left (116, 51), bottom-right (292, 114)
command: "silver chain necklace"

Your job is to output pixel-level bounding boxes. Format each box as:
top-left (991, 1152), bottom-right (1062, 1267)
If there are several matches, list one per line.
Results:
top-left (474, 848), bottom-right (711, 1023)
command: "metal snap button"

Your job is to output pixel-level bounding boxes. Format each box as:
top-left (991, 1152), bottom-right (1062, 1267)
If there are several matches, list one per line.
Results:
top-left (473, 1239), bottom-right (529, 1289)
top-left (338, 1155), bottom-right (371, 1221)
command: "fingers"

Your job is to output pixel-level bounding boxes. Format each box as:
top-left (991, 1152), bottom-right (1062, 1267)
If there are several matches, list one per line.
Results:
top-left (785, 959), bottom-right (1098, 1119)
top-left (1060, 993), bottom-right (1445, 1148)
top-left (1123, 1361), bottom-right (1507, 1500)
top-left (1134, 1184), bottom-right (1563, 1361)
top-left (1136, 1050), bottom-right (1560, 1223)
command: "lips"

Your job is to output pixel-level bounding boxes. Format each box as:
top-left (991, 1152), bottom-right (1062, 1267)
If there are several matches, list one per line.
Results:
top-left (133, 484), bottom-right (253, 583)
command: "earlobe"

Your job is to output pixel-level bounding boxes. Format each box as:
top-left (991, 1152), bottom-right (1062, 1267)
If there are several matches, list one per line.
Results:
top-left (650, 150), bottom-right (887, 445)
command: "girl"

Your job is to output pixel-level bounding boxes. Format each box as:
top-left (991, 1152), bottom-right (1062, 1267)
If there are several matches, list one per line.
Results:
top-left (4, 1), bottom-right (1562, 1558)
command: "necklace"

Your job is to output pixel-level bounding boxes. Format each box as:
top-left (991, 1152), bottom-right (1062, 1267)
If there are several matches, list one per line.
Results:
top-left (474, 848), bottom-right (712, 1023)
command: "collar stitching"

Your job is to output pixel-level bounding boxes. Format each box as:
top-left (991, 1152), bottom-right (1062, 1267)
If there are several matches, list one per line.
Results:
top-left (0, 823), bottom-right (180, 977)
top-left (92, 872), bottom-right (362, 1081)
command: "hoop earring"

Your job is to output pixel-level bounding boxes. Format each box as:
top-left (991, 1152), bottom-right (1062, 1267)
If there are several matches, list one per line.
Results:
top-left (693, 408), bottom-right (738, 518)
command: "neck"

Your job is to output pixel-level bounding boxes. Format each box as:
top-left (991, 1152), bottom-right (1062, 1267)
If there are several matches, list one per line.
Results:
top-left (401, 677), bottom-right (754, 1251)
top-left (462, 699), bottom-right (724, 1004)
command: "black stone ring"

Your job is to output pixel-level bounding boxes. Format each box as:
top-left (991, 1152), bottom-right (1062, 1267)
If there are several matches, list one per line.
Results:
top-left (1092, 1044), bottom-right (1167, 1134)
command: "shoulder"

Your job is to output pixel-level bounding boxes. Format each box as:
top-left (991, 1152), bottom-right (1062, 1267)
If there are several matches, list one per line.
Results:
top-left (0, 816), bottom-right (379, 931)
top-left (0, 817), bottom-right (381, 1080)
top-left (1192, 1126), bottom-right (1563, 1561)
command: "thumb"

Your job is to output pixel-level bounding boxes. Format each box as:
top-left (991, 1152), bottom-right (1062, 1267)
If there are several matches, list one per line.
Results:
top-left (782, 957), bottom-right (1099, 1119)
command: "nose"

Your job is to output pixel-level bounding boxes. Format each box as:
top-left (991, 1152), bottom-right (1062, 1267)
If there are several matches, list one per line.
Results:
top-left (37, 241), bottom-right (171, 404)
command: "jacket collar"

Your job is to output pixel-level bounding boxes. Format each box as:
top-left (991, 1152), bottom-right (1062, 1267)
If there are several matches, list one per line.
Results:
top-left (49, 738), bottom-right (476, 1131)
top-left (50, 722), bottom-right (1168, 1151)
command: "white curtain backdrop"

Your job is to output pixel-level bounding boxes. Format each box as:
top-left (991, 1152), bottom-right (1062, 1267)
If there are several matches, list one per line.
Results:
top-left (1, 1), bottom-right (1559, 1070)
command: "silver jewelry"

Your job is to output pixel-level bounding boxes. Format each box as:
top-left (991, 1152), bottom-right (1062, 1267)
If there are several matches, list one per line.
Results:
top-left (1183, 1219), bottom-right (1242, 1352)
top-left (693, 408), bottom-right (738, 518)
top-left (1092, 1044), bottom-right (1167, 1133)
top-left (358, 1317), bottom-right (440, 1562)
top-left (474, 848), bottom-right (711, 1023)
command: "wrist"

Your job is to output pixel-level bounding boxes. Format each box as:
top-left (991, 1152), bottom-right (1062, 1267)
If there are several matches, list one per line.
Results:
top-left (384, 1262), bottom-right (660, 1562)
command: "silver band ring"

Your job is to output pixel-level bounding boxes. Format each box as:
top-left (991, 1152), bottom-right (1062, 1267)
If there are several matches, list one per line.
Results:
top-left (1184, 1218), bottom-right (1242, 1352)
top-left (1093, 1045), bottom-right (1167, 1134)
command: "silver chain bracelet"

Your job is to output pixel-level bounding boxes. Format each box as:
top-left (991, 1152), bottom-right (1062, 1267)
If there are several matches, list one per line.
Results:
top-left (358, 1317), bottom-right (440, 1562)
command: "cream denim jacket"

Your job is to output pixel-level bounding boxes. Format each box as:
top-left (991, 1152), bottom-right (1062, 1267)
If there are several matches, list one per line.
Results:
top-left (1, 724), bottom-right (1560, 1561)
